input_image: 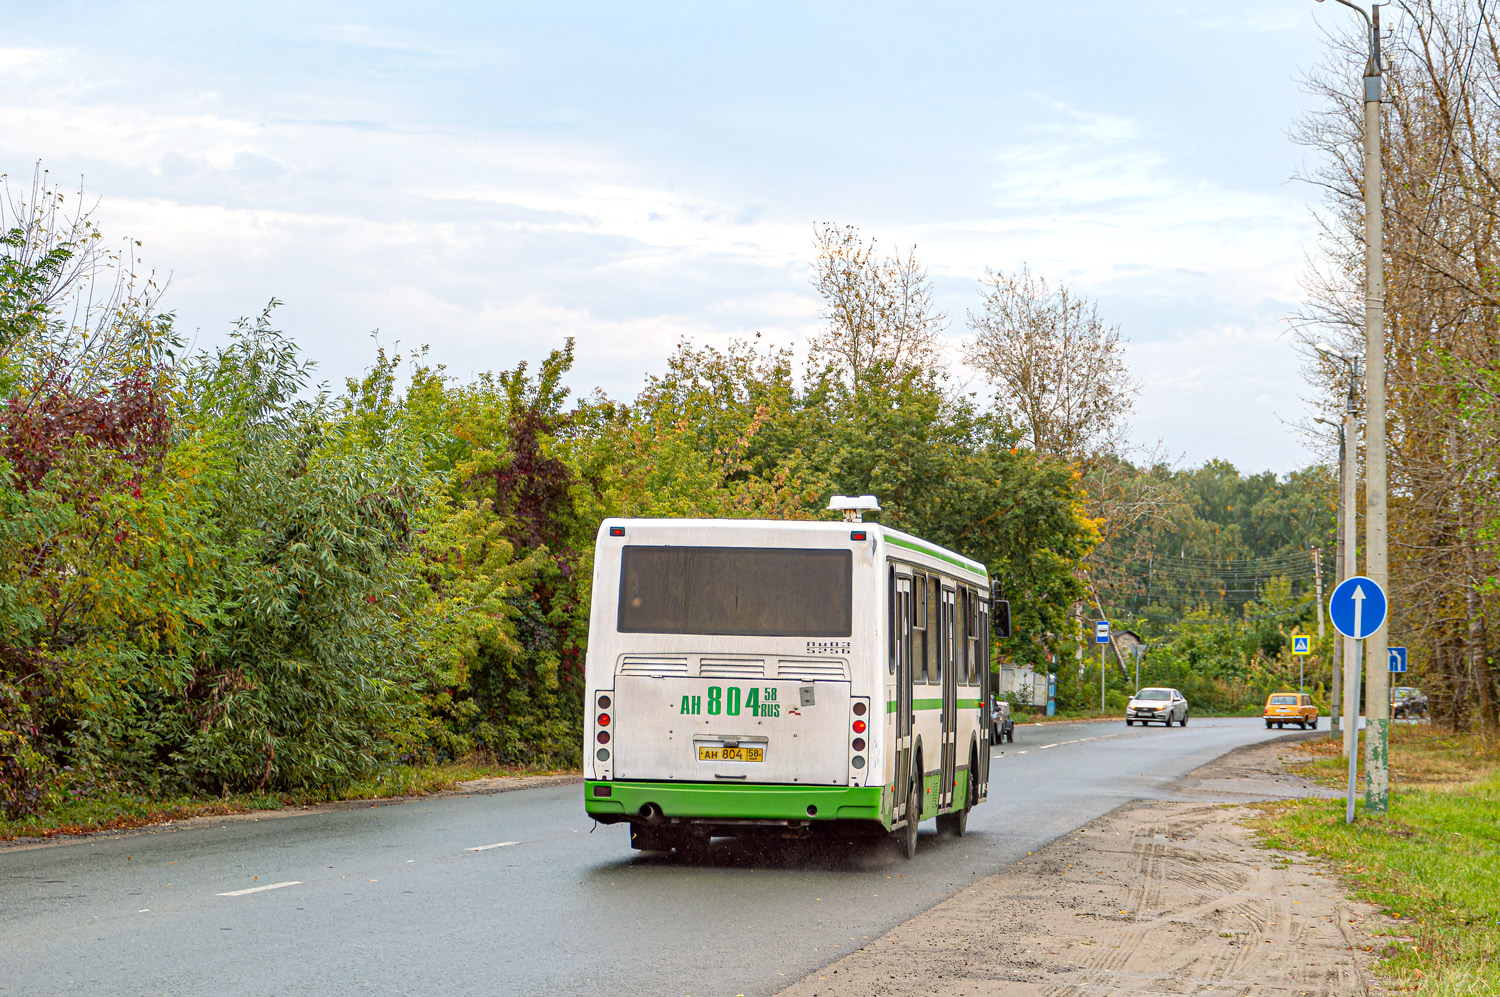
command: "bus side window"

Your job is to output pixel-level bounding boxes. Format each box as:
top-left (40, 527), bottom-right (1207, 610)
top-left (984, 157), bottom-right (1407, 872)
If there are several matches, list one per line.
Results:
top-left (956, 588), bottom-right (969, 686)
top-left (944, 583), bottom-right (954, 685)
top-left (929, 576), bottom-right (941, 684)
top-left (967, 589), bottom-right (979, 686)
top-left (979, 601), bottom-right (990, 700)
top-left (913, 572), bottom-right (928, 684)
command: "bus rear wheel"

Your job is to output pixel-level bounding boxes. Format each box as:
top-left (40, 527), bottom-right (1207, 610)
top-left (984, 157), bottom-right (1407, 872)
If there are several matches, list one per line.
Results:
top-left (897, 780), bottom-right (920, 859)
top-left (938, 763), bottom-right (974, 838)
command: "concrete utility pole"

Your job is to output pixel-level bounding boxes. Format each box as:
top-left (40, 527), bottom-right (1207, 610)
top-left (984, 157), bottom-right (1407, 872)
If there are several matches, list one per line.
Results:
top-left (1316, 417), bottom-right (1345, 742)
top-left (1315, 0), bottom-right (1389, 808)
top-left (1360, 4), bottom-right (1391, 817)
top-left (1313, 548), bottom-right (1326, 640)
top-left (1341, 395), bottom-right (1361, 764)
top-left (1316, 356), bottom-right (1359, 754)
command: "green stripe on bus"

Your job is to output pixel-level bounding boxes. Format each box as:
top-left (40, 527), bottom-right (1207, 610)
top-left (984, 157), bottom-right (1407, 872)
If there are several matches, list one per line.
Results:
top-left (888, 698), bottom-right (984, 712)
top-left (883, 535), bottom-right (988, 577)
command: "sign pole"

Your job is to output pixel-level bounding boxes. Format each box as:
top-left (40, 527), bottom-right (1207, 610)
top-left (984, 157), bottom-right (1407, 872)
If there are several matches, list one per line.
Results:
top-left (1095, 621), bottom-right (1110, 714)
top-left (1344, 589), bottom-right (1366, 823)
top-left (1345, 635), bottom-right (1364, 824)
top-left (1342, 621), bottom-right (1360, 763)
top-left (1327, 576), bottom-right (1388, 825)
top-left (1291, 635), bottom-right (1311, 693)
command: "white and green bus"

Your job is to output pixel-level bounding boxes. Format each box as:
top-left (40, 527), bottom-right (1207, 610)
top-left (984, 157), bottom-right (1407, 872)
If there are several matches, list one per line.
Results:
top-left (582, 513), bottom-right (998, 858)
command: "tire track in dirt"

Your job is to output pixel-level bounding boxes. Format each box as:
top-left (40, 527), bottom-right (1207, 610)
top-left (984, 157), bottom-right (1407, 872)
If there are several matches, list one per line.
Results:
top-left (777, 740), bottom-right (1384, 997)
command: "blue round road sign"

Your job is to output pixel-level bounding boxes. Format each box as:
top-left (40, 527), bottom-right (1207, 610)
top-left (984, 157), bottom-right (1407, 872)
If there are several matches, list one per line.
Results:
top-left (1328, 575), bottom-right (1388, 640)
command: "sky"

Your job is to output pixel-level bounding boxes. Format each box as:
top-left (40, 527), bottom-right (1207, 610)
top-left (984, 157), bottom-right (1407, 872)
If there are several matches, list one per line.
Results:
top-left (1, 1), bottom-right (1356, 473)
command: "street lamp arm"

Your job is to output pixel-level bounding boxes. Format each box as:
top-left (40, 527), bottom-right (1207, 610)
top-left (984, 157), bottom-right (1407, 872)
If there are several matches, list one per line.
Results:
top-left (1315, 0), bottom-right (1373, 33)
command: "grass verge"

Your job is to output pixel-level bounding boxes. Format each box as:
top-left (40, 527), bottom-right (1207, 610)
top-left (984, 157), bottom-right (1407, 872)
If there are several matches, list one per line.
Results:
top-left (0, 755), bottom-right (579, 841)
top-left (1253, 725), bottom-right (1500, 995)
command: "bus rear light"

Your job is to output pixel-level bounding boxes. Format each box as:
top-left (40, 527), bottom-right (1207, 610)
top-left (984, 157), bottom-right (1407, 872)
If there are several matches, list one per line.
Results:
top-left (852, 719), bottom-right (866, 734)
top-left (596, 731), bottom-right (610, 745)
top-left (851, 755), bottom-right (866, 769)
top-left (609, 526), bottom-right (625, 537)
top-left (596, 748), bottom-right (610, 761)
top-left (597, 694), bottom-right (612, 709)
top-left (851, 737), bottom-right (866, 752)
top-left (593, 785), bottom-right (612, 797)
top-left (850, 530), bottom-right (867, 541)
top-left (852, 701), bottom-right (867, 716)
top-left (597, 713), bottom-right (611, 727)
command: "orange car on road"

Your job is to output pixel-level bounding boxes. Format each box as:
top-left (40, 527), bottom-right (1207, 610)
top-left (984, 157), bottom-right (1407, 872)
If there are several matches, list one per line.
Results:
top-left (1264, 692), bottom-right (1318, 729)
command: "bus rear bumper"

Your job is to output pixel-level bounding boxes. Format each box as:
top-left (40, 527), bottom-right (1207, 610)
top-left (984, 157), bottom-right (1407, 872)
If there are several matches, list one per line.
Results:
top-left (585, 780), bottom-right (884, 828)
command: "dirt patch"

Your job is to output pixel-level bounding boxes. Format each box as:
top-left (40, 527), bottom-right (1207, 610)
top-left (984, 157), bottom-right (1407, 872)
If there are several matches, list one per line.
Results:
top-left (448, 773), bottom-right (580, 795)
top-left (777, 739), bottom-right (1384, 997)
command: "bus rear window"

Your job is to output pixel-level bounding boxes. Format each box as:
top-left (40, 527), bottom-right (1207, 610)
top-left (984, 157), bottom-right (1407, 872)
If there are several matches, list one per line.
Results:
top-left (618, 546), bottom-right (852, 637)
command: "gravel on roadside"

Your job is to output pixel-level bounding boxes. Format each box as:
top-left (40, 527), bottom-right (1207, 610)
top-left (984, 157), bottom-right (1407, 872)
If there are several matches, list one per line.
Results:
top-left (776, 739), bottom-right (1387, 997)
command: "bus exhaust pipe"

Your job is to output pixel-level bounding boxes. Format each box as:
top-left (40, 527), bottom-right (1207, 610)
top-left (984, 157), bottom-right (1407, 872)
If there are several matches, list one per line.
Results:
top-left (638, 803), bottom-right (663, 823)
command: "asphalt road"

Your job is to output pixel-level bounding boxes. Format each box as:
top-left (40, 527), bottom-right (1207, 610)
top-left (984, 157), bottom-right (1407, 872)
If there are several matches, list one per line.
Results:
top-left (2, 717), bottom-right (1300, 996)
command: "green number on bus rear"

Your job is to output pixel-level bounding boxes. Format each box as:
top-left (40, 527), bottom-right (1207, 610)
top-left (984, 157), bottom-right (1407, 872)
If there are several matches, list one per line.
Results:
top-left (707, 686), bottom-right (722, 715)
top-left (726, 686), bottom-right (741, 716)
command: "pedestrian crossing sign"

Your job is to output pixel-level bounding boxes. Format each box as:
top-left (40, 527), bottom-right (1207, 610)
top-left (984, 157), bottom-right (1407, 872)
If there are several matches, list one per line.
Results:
top-left (1292, 635), bottom-right (1311, 655)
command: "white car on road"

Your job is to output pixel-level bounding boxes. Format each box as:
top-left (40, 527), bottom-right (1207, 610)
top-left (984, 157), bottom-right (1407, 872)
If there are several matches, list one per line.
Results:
top-left (1126, 687), bottom-right (1189, 727)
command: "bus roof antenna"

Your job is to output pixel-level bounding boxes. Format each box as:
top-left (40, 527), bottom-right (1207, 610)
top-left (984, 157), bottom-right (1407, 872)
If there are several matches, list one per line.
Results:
top-left (828, 494), bottom-right (880, 523)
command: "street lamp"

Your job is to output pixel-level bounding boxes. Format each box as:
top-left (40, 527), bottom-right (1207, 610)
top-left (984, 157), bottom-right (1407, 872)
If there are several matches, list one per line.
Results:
top-left (1312, 0), bottom-right (1390, 818)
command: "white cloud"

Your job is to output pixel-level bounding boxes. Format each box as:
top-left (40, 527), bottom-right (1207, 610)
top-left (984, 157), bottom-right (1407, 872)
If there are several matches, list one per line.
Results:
top-left (1, 11), bottom-right (1328, 473)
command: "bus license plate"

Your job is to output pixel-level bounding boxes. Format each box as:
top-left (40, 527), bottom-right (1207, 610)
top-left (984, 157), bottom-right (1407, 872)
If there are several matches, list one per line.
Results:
top-left (698, 746), bottom-right (763, 763)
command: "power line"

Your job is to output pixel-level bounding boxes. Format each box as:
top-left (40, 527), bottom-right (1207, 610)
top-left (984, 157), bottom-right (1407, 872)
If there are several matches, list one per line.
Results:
top-left (1090, 548), bottom-right (1328, 566)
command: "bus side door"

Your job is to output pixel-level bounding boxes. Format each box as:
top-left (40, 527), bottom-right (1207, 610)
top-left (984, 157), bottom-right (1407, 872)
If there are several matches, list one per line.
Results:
top-left (894, 574), bottom-right (914, 823)
top-left (939, 586), bottom-right (957, 810)
top-left (978, 597), bottom-right (991, 798)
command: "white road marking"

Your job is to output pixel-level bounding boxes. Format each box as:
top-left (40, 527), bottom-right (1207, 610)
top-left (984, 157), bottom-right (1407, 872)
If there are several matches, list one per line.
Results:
top-left (470, 841), bottom-right (520, 852)
top-left (1040, 734), bottom-right (1123, 750)
top-left (217, 881), bottom-right (301, 896)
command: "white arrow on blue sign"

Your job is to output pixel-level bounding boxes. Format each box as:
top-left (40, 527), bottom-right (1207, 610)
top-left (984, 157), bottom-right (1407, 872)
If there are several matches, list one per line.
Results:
top-left (1389, 646), bottom-right (1407, 673)
top-left (1095, 621), bottom-right (1110, 644)
top-left (1328, 575), bottom-right (1388, 640)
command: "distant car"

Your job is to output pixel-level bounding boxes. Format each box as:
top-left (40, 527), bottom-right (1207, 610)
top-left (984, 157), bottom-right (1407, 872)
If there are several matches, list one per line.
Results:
top-left (1126, 687), bottom-right (1188, 726)
top-left (990, 699), bottom-right (1014, 743)
top-left (1392, 686), bottom-right (1428, 719)
top-left (1264, 692), bottom-right (1318, 729)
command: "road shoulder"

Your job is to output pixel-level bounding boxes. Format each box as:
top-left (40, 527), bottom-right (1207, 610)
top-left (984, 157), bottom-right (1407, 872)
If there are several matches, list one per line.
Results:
top-left (777, 738), bottom-right (1387, 997)
top-left (0, 773), bottom-right (582, 851)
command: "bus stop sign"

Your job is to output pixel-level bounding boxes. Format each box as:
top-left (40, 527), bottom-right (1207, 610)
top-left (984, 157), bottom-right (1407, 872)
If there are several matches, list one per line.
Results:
top-left (1095, 621), bottom-right (1110, 644)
